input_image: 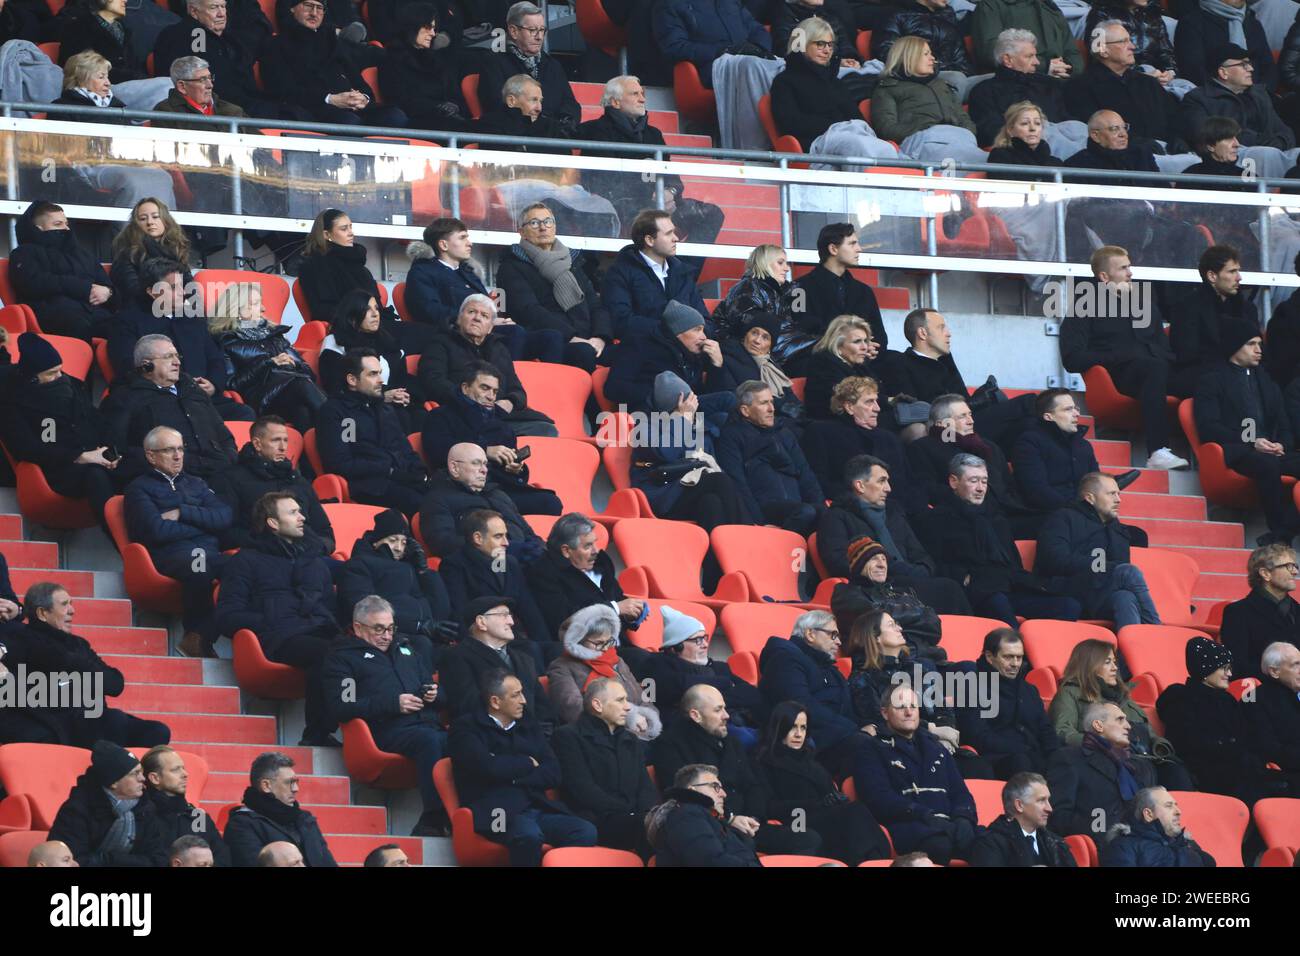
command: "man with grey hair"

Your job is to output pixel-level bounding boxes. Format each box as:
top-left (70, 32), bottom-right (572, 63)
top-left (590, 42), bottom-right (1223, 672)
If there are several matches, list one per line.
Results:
top-left (322, 594), bottom-right (449, 835)
top-left (1064, 21), bottom-right (1182, 151)
top-left (225, 752), bottom-right (337, 866)
top-left (1046, 700), bottom-right (1157, 837)
top-left (527, 512), bottom-right (647, 634)
top-left (918, 452), bottom-right (1081, 626)
top-left (152, 55), bottom-right (248, 130)
top-left (1248, 641), bottom-right (1300, 766)
top-left (1101, 786), bottom-right (1215, 866)
top-left (122, 425), bottom-right (233, 656)
top-left (473, 74), bottom-right (568, 147)
top-left (969, 28), bottom-right (1071, 146)
top-left (477, 1), bottom-right (580, 131)
top-left (970, 772), bottom-right (1076, 866)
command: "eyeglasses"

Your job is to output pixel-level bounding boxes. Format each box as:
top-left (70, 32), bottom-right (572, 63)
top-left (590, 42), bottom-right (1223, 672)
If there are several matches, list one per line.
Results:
top-left (521, 217), bottom-right (555, 229)
top-left (684, 635), bottom-right (710, 646)
top-left (812, 627), bottom-right (841, 641)
top-left (360, 623), bottom-right (396, 636)
top-left (182, 74), bottom-right (214, 84)
top-left (1104, 37), bottom-right (1135, 45)
top-left (1100, 123), bottom-right (1131, 134)
top-left (1270, 562), bottom-right (1300, 572)
top-left (299, 2), bottom-right (325, 10)
top-left (584, 638), bottom-right (615, 650)
top-left (150, 446), bottom-right (185, 456)
top-left (1222, 59), bottom-right (1254, 69)
top-left (691, 781), bottom-right (724, 793)
top-left (481, 610), bottom-right (514, 619)
top-left (514, 25), bottom-right (546, 35)
top-left (808, 40), bottom-right (834, 49)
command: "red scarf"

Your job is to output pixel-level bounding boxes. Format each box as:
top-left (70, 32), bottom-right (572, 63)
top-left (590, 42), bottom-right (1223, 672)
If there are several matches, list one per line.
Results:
top-left (183, 93), bottom-right (214, 116)
top-left (581, 647), bottom-right (620, 690)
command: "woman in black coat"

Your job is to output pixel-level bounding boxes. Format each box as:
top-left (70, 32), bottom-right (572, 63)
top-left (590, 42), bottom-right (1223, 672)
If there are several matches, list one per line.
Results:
top-left (755, 701), bottom-right (891, 865)
top-left (336, 512), bottom-right (451, 639)
top-left (319, 288), bottom-right (423, 430)
top-left (58, 0), bottom-right (147, 83)
top-left (985, 102), bottom-right (1066, 182)
top-left (109, 197), bottom-right (195, 305)
top-left (802, 314), bottom-right (888, 421)
top-left (377, 3), bottom-right (469, 132)
top-left (770, 26), bottom-right (865, 152)
top-left (711, 311), bottom-right (803, 426)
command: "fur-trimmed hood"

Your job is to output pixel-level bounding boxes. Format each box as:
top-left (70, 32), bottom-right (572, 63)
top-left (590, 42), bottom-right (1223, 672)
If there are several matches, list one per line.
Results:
top-left (560, 603), bottom-right (622, 660)
top-left (406, 240), bottom-right (437, 261)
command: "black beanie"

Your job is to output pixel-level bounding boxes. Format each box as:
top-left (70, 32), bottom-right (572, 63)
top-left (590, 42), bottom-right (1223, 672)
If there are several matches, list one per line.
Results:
top-left (1185, 636), bottom-right (1232, 682)
top-left (371, 508), bottom-right (409, 539)
top-left (1220, 317), bottom-right (1261, 360)
top-left (91, 740), bottom-right (139, 788)
top-left (17, 332), bottom-right (62, 378)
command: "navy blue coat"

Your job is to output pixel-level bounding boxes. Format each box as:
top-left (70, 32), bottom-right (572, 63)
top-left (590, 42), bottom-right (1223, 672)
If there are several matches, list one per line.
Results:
top-left (437, 545), bottom-right (550, 643)
top-left (715, 412), bottom-right (823, 524)
top-left (1010, 419), bottom-right (1101, 512)
top-left (601, 244), bottom-right (708, 341)
top-left (109, 305), bottom-right (230, 390)
top-left (758, 635), bottom-right (860, 754)
top-left (449, 708), bottom-right (568, 833)
top-left (628, 414), bottom-right (723, 516)
top-left (320, 633), bottom-right (439, 731)
top-left (956, 658), bottom-right (1059, 764)
top-left (605, 324), bottom-right (722, 414)
top-left (853, 727), bottom-right (977, 851)
top-left (316, 389), bottom-right (425, 500)
top-left (215, 532), bottom-right (339, 655)
top-left (123, 469), bottom-right (233, 565)
top-left (1035, 499), bottom-right (1140, 607)
top-left (653, 0), bottom-right (770, 81)
top-left (337, 530), bottom-right (449, 636)
top-left (404, 249), bottom-right (490, 329)
top-left (1101, 817), bottom-right (1216, 867)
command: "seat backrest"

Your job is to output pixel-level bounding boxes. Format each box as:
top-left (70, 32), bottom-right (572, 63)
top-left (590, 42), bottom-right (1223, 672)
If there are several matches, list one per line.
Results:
top-left (0, 829), bottom-right (51, 867)
top-left (718, 603), bottom-right (805, 657)
top-left (757, 94), bottom-right (780, 147)
top-left (0, 303), bottom-right (29, 335)
top-left (12, 334), bottom-right (93, 381)
top-left (711, 525), bottom-right (808, 603)
top-left (1116, 624), bottom-right (1207, 691)
top-left (543, 846), bottom-right (643, 867)
top-left (591, 365), bottom-right (613, 413)
top-left (0, 743), bottom-right (91, 829)
top-left (1019, 620), bottom-right (1115, 675)
top-left (1177, 399), bottom-right (1201, 449)
top-left (194, 270), bottom-right (291, 321)
top-left (126, 747), bottom-right (210, 803)
top-left (1015, 539), bottom-right (1036, 568)
top-left (937, 615), bottom-right (1008, 663)
top-left (0, 259), bottom-right (16, 306)
top-left (517, 436), bottom-right (598, 515)
top-left (514, 362), bottom-right (591, 442)
top-left (612, 518), bottom-right (711, 599)
top-left (630, 599), bottom-right (717, 651)
top-left (104, 495), bottom-right (131, 552)
top-left (431, 757), bottom-right (461, 811)
top-left (760, 855), bottom-right (848, 867)
top-left (393, 282), bottom-right (410, 321)
top-left (1169, 791), bottom-right (1249, 867)
top-left (303, 428), bottom-right (325, 476)
top-left (1129, 548), bottom-right (1199, 624)
top-left (1253, 797), bottom-right (1300, 849)
top-left (293, 320), bottom-right (329, 351)
top-left (462, 74), bottom-right (482, 119)
top-left (964, 777), bottom-right (1006, 826)
top-left (322, 503), bottom-right (386, 558)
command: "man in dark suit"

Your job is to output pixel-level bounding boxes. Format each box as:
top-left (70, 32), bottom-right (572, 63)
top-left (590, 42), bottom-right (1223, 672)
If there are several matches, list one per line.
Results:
top-left (525, 512), bottom-right (646, 635)
top-left (968, 772), bottom-right (1076, 867)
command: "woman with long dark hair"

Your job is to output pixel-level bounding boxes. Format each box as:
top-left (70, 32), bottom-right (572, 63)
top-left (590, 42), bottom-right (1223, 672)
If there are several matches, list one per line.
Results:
top-left (319, 288), bottom-right (424, 427)
top-left (110, 197), bottom-right (194, 304)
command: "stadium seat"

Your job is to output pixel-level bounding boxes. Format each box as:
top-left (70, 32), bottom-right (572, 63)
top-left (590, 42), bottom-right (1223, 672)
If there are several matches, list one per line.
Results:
top-left (514, 362), bottom-right (594, 445)
top-left (574, 0), bottom-right (627, 56)
top-left (393, 281), bottom-right (410, 321)
top-left (1065, 834), bottom-right (1098, 867)
top-left (0, 743), bottom-right (95, 831)
top-left (1019, 620), bottom-right (1115, 676)
top-left (1179, 398), bottom-right (1295, 510)
top-left (432, 757), bottom-right (551, 866)
top-left (757, 94), bottom-right (806, 166)
top-left (760, 855), bottom-right (846, 866)
top-left (104, 495), bottom-right (185, 614)
top-left (1229, 676), bottom-right (1260, 701)
top-left (728, 650), bottom-right (759, 685)
top-left (936, 615), bottom-right (1008, 663)
top-left (0, 829), bottom-right (50, 867)
top-left (1025, 666), bottom-right (1058, 706)
top-left (1252, 797), bottom-right (1300, 850)
top-left (0, 258), bottom-right (18, 306)
top-left (293, 320), bottom-right (329, 351)
top-left (1130, 547), bottom-right (1208, 629)
top-left (0, 303), bottom-right (32, 335)
top-left (302, 429), bottom-right (351, 501)
top-left (1015, 539), bottom-right (1035, 568)
top-left (1169, 791), bottom-right (1248, 867)
top-left (627, 598), bottom-right (717, 651)
top-left (542, 846), bottom-right (643, 867)
top-left (1082, 365), bottom-right (1177, 434)
top-left (718, 603), bottom-right (806, 657)
top-left (11, 333), bottom-right (93, 381)
top-left (462, 74), bottom-right (482, 119)
top-left (340, 719), bottom-right (418, 789)
top-left (595, 410), bottom-right (635, 488)
top-left (1116, 624), bottom-right (1211, 691)
top-left (322, 503), bottom-right (386, 559)
top-left (712, 525), bottom-right (824, 606)
top-left (612, 518), bottom-right (749, 609)
top-left (223, 420), bottom-right (303, 465)
top-left (965, 777), bottom-right (1005, 826)
top-left (1261, 846), bottom-right (1297, 866)
top-left (194, 269), bottom-right (290, 320)
top-left (807, 531), bottom-right (831, 579)
top-left (591, 365), bottom-right (613, 413)
top-left (524, 513), bottom-right (609, 550)
top-left (672, 61), bottom-right (716, 125)
top-left (231, 628), bottom-right (307, 699)
top-left (516, 436), bottom-right (639, 526)
top-left (0, 435), bottom-right (98, 529)
top-left (855, 30), bottom-right (872, 60)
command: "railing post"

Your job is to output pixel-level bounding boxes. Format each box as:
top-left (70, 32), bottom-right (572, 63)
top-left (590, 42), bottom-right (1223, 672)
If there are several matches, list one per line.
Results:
top-left (654, 148), bottom-right (665, 210)
top-left (778, 157), bottom-right (791, 249)
top-left (1259, 179), bottom-right (1272, 323)
top-left (449, 136), bottom-right (461, 220)
top-left (924, 165), bottom-right (938, 308)
top-left (5, 104), bottom-right (16, 249)
top-left (229, 118), bottom-right (244, 261)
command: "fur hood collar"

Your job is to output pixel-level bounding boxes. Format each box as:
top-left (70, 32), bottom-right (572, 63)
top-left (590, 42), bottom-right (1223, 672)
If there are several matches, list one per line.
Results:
top-left (561, 603), bottom-right (622, 659)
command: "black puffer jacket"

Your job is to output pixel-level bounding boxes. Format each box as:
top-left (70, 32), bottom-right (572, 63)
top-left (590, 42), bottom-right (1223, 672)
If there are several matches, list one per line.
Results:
top-left (1084, 1), bottom-right (1176, 73)
top-left (209, 442), bottom-right (335, 554)
top-left (215, 323), bottom-right (318, 411)
top-left (9, 202), bottom-right (115, 337)
top-left (647, 787), bottom-right (762, 866)
top-left (337, 529), bottom-right (450, 636)
top-left (48, 772), bottom-right (167, 867)
top-left (58, 11), bottom-right (146, 82)
top-left (770, 51), bottom-right (864, 151)
top-left (873, 0), bottom-right (973, 73)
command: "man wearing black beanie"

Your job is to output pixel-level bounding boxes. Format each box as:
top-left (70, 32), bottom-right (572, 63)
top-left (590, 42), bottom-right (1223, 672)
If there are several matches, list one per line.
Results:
top-left (48, 741), bottom-right (168, 867)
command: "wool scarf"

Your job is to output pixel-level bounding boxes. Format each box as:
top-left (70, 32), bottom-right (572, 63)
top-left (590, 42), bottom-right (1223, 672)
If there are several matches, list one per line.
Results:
top-left (1199, 0), bottom-right (1247, 47)
top-left (581, 646), bottom-right (621, 689)
top-left (752, 351), bottom-right (793, 397)
top-left (518, 239), bottom-right (585, 311)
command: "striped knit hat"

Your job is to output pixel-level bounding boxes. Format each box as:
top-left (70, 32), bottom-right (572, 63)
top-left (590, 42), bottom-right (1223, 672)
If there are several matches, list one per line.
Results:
top-left (847, 536), bottom-right (887, 579)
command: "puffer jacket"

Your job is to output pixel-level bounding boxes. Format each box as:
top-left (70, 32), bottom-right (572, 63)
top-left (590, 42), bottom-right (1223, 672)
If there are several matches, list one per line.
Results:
top-left (214, 531), bottom-right (339, 655)
top-left (123, 468), bottom-right (233, 563)
top-left (403, 241), bottom-right (491, 329)
top-left (870, 72), bottom-right (975, 143)
top-left (709, 274), bottom-right (789, 342)
top-left (215, 322), bottom-right (318, 411)
top-left (1101, 817), bottom-right (1216, 866)
top-left (1084, 1), bottom-right (1176, 73)
top-left (873, 0), bottom-right (973, 74)
top-left (9, 202), bottom-right (115, 337)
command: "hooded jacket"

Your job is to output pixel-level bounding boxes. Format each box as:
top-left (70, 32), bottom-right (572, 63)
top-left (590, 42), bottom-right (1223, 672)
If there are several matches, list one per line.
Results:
top-left (870, 72), bottom-right (975, 143)
top-left (48, 772), bottom-right (167, 867)
top-left (545, 605), bottom-right (661, 739)
top-left (1101, 817), bottom-right (1216, 866)
top-left (214, 531), bottom-right (339, 655)
top-left (403, 242), bottom-right (491, 329)
top-left (337, 529), bottom-right (450, 637)
top-left (224, 786), bottom-right (338, 866)
top-left (9, 203), bottom-right (115, 337)
top-left (601, 243), bottom-right (708, 341)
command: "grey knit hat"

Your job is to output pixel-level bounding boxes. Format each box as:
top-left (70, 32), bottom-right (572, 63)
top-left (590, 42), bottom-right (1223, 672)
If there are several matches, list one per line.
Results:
top-left (663, 300), bottom-right (705, 336)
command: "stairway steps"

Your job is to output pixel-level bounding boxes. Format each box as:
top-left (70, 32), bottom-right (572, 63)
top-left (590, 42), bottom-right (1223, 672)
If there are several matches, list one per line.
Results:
top-left (9, 567), bottom-right (95, 596)
top-left (1126, 517), bottom-right (1243, 548)
top-left (678, 180), bottom-right (781, 206)
top-left (0, 515), bottom-right (24, 538)
top-left (1164, 546), bottom-right (1249, 574)
top-left (116, 682), bottom-right (242, 714)
top-left (202, 772), bottom-right (351, 805)
top-left (79, 625), bottom-right (168, 655)
top-left (1120, 493), bottom-right (1205, 520)
top-left (1093, 440), bottom-right (1132, 468)
top-left (712, 205), bottom-right (783, 232)
top-left (0, 540), bottom-right (59, 568)
top-left (1104, 467), bottom-right (1168, 494)
top-left (1192, 572), bottom-right (1251, 602)
top-left (102, 655), bottom-right (204, 684)
top-left (171, 742), bottom-right (316, 775)
top-left (154, 713), bottom-right (278, 744)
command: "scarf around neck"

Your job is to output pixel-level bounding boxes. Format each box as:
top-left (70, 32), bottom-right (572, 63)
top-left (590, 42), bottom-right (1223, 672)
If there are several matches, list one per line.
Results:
top-left (1199, 0), bottom-right (1247, 46)
top-left (580, 647), bottom-right (621, 689)
top-left (518, 239), bottom-right (585, 311)
top-left (606, 105), bottom-right (648, 140)
top-left (509, 43), bottom-right (541, 79)
top-left (76, 87), bottom-right (114, 108)
top-left (752, 351), bottom-right (793, 397)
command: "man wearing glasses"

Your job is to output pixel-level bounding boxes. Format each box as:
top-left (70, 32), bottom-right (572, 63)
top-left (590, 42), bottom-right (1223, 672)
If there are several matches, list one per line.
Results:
top-left (151, 55), bottom-right (248, 129)
top-left (1064, 22), bottom-right (1181, 152)
top-left (478, 1), bottom-right (580, 132)
top-left (439, 596), bottom-right (554, 730)
top-left (1222, 543), bottom-right (1300, 679)
top-left (1180, 44), bottom-right (1296, 172)
top-left (646, 763), bottom-right (762, 866)
top-left (156, 0), bottom-right (285, 119)
top-left (323, 595), bottom-right (451, 835)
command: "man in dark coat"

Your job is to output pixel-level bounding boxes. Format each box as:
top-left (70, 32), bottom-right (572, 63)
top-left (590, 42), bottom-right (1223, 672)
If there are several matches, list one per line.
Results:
top-left (448, 670), bottom-right (596, 866)
top-left (317, 348), bottom-right (429, 517)
top-left (1180, 44), bottom-right (1294, 151)
top-left (336, 508), bottom-right (452, 643)
top-left (1065, 22), bottom-right (1182, 151)
top-left (438, 597), bottom-right (553, 725)
top-left (715, 381), bottom-right (824, 535)
top-left (437, 508), bottom-right (550, 643)
top-left (1101, 786), bottom-right (1216, 866)
top-left (1222, 544), bottom-right (1300, 679)
top-left (552, 676), bottom-right (659, 853)
top-left (404, 219), bottom-right (493, 330)
top-left (969, 30), bottom-right (1069, 146)
top-left (321, 594), bottom-right (448, 835)
top-left (919, 452), bottom-right (1081, 626)
top-left (471, 74), bottom-right (571, 152)
top-left (645, 763), bottom-right (762, 866)
top-left (1035, 473), bottom-right (1160, 627)
top-left (100, 334), bottom-right (238, 485)
top-left (123, 426), bottom-right (233, 657)
top-left (1174, 0), bottom-right (1274, 88)
top-left (526, 512), bottom-right (646, 635)
top-left (49, 742), bottom-right (168, 867)
top-left (1059, 246), bottom-right (1185, 468)
top-left (209, 415), bottom-right (334, 555)
top-left (1194, 318), bottom-right (1300, 543)
top-left (605, 303), bottom-right (732, 418)
top-left (215, 491), bottom-right (341, 745)
top-left (601, 210), bottom-right (710, 341)
top-left (816, 453), bottom-right (971, 613)
top-left (854, 684), bottom-right (979, 863)
top-left (150, 57), bottom-right (250, 130)
top-left (969, 772), bottom-right (1077, 866)
top-left (958, 628), bottom-right (1059, 777)
top-left (1010, 388), bottom-right (1102, 514)
top-left (142, 745), bottom-right (231, 866)
top-left (653, 0), bottom-right (770, 89)
top-left (475, 1), bottom-right (580, 131)
top-left (1170, 245), bottom-right (1259, 396)
top-left (417, 441), bottom-right (545, 562)
top-left (1251, 642), bottom-right (1300, 766)
top-left (653, 683), bottom-right (821, 855)
top-left (1046, 700), bottom-right (1157, 837)
top-left (9, 201), bottom-right (115, 341)
top-left (636, 605), bottom-right (762, 724)
top-left (224, 751), bottom-right (338, 867)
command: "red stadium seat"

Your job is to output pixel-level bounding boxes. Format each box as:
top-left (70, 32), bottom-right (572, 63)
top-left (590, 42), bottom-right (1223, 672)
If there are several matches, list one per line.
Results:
top-left (1261, 846), bottom-right (1297, 866)
top-left (574, 0), bottom-right (627, 57)
top-left (591, 365), bottom-right (614, 413)
top-left (1019, 620), bottom-right (1115, 677)
top-left (0, 743), bottom-right (95, 831)
top-left (104, 495), bottom-right (185, 614)
top-left (1253, 797), bottom-right (1300, 850)
top-left (1179, 398), bottom-right (1294, 510)
top-left (517, 436), bottom-right (639, 526)
top-left (1066, 834), bottom-right (1098, 867)
top-left (11, 334), bottom-right (92, 381)
top-left (1082, 365), bottom-right (1177, 434)
top-left (0, 303), bottom-right (32, 335)
top-left (1116, 624), bottom-right (1210, 691)
top-left (361, 65), bottom-right (383, 104)
top-left (936, 615), bottom-right (1007, 663)
top-left (302, 429), bottom-right (351, 502)
top-left (293, 320), bottom-right (329, 351)
top-left (432, 757), bottom-right (551, 865)
top-left (223, 420), bottom-right (303, 465)
top-left (340, 719), bottom-right (418, 789)
top-left (514, 362), bottom-right (594, 444)
top-left (1025, 666), bottom-right (1058, 706)
top-left (718, 603), bottom-right (806, 657)
top-left (194, 270), bottom-right (291, 320)
top-left (0, 259), bottom-right (18, 306)
top-left (712, 525), bottom-right (823, 606)
top-left (757, 94), bottom-right (806, 166)
top-left (1229, 676), bottom-right (1260, 701)
top-left (462, 74), bottom-right (482, 119)
top-left (542, 846), bottom-right (643, 866)
top-left (855, 29), bottom-right (872, 60)
top-left (0, 830), bottom-right (50, 867)
top-left (231, 628), bottom-right (306, 699)
top-left (0, 435), bottom-right (97, 529)
top-left (760, 855), bottom-right (847, 866)
top-left (1169, 791), bottom-right (1248, 867)
top-left (965, 777), bottom-right (1006, 826)
top-left (728, 650), bottom-right (759, 685)
top-left (612, 518), bottom-right (749, 609)
top-left (672, 61), bottom-right (716, 126)
top-left (393, 281), bottom-right (411, 321)
top-left (1130, 547), bottom-right (1207, 628)
top-left (323, 503), bottom-right (386, 559)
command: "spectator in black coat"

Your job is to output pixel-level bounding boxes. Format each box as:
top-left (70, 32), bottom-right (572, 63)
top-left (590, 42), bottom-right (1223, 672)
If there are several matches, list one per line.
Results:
top-left (1180, 43), bottom-right (1295, 151)
top-left (337, 509), bottom-right (451, 642)
top-left (1221, 543), bottom-right (1300, 679)
top-left (1010, 389), bottom-right (1103, 514)
top-left (403, 218), bottom-right (494, 330)
top-left (605, 302), bottom-right (733, 420)
top-left (655, 683), bottom-right (821, 855)
top-left (777, 223), bottom-right (885, 371)
top-left (873, 0), bottom-right (973, 73)
top-left (123, 426), bottom-right (233, 656)
top-left (367, 0), bottom-right (463, 42)
top-left (108, 197), bottom-right (195, 307)
top-left (970, 772), bottom-right (1078, 867)
top-left (1063, 114), bottom-right (1164, 186)
top-left (830, 539), bottom-right (945, 658)
top-left (985, 100), bottom-right (1068, 174)
top-left (0, 334), bottom-right (117, 523)
top-left (0, 0), bottom-right (40, 44)
top-left (449, 670), bottom-right (596, 865)
top-left (644, 763), bottom-right (762, 866)
top-left (918, 452), bottom-right (1082, 626)
top-left (142, 745), bottom-right (231, 866)
top-left (224, 751), bottom-right (338, 866)
top-left (802, 374), bottom-right (919, 507)
top-left (773, 0), bottom-right (859, 61)
top-left (476, 1), bottom-right (580, 132)
top-left (711, 311), bottom-right (804, 425)
top-left (439, 596), bottom-right (553, 724)
top-left (438, 509), bottom-right (550, 643)
top-left (526, 512), bottom-right (647, 635)
top-left (715, 381), bottom-right (824, 534)
top-left (317, 289), bottom-right (422, 420)
top-left (709, 245), bottom-right (792, 342)
top-left (471, 73), bottom-right (572, 151)
top-left (1171, 245), bottom-right (1259, 394)
top-left (1101, 786), bottom-right (1216, 866)
top-left (802, 315), bottom-right (890, 423)
top-left (653, 0), bottom-right (771, 90)
top-left (59, 0), bottom-right (148, 83)
top-left (1085, 0), bottom-right (1177, 77)
top-left (552, 677), bottom-right (659, 854)
top-left (1045, 700), bottom-right (1158, 836)
top-left (1174, 0), bottom-right (1274, 89)
top-left (1195, 318), bottom-right (1300, 542)
top-left (49, 742), bottom-right (167, 867)
top-left (959, 628), bottom-right (1060, 777)
top-left (770, 39), bottom-right (863, 153)
top-left (601, 210), bottom-right (710, 341)
top-left (636, 605), bottom-right (762, 726)
top-left (1252, 642), bottom-right (1300, 766)
top-left (154, 0), bottom-right (284, 118)
top-left (316, 349), bottom-right (429, 516)
top-left (1065, 22), bottom-right (1182, 151)
top-left (417, 442), bottom-right (546, 562)
top-left (9, 200), bottom-right (115, 341)
top-left (215, 492), bottom-right (341, 745)
top-left (969, 30), bottom-right (1070, 146)
top-left (322, 594), bottom-right (449, 834)
top-left (377, 3), bottom-right (467, 132)
top-left (1265, 256), bottom-right (1300, 391)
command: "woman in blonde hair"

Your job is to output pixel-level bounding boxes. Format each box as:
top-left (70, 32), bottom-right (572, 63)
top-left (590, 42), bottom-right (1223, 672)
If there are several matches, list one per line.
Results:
top-left (803, 315), bottom-right (885, 420)
top-left (986, 101), bottom-right (1065, 179)
top-left (209, 282), bottom-right (324, 431)
top-left (711, 243), bottom-right (791, 341)
top-left (870, 36), bottom-right (984, 164)
top-left (769, 17), bottom-right (864, 152)
top-left (110, 197), bottom-right (193, 303)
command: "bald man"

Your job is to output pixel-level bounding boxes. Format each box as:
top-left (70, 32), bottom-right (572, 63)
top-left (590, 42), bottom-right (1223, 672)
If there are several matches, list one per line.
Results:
top-left (28, 840), bottom-right (78, 867)
top-left (418, 442), bottom-right (545, 561)
top-left (257, 841), bottom-right (305, 867)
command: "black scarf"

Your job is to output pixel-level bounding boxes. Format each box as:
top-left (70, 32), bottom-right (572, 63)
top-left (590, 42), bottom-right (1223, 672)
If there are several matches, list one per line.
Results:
top-left (604, 105), bottom-right (648, 141)
top-left (954, 495), bottom-right (1013, 564)
top-left (242, 785), bottom-right (303, 827)
top-left (508, 42), bottom-right (541, 79)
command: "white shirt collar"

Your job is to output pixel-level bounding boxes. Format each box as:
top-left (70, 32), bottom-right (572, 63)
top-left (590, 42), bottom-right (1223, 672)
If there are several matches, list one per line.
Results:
top-left (640, 251), bottom-right (669, 284)
top-left (489, 713), bottom-right (517, 731)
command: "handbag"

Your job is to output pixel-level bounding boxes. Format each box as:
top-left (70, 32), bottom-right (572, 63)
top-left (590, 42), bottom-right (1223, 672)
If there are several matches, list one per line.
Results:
top-left (968, 374), bottom-right (1009, 410)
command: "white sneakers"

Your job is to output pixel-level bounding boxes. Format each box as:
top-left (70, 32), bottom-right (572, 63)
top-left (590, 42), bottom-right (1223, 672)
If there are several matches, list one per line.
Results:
top-left (1146, 447), bottom-right (1190, 470)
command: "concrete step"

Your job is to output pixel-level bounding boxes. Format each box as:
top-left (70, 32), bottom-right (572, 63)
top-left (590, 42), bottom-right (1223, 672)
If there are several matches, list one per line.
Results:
top-left (10, 567), bottom-right (94, 596)
top-left (1127, 517), bottom-right (1243, 549)
top-left (102, 655), bottom-right (203, 684)
top-left (1093, 440), bottom-right (1132, 468)
top-left (0, 540), bottom-right (59, 568)
top-left (202, 772), bottom-right (351, 805)
top-left (1192, 572), bottom-right (1250, 602)
top-left (1104, 467), bottom-right (1169, 494)
top-left (155, 713), bottom-right (278, 745)
top-left (170, 741), bottom-right (316, 775)
top-left (0, 515), bottom-right (24, 538)
top-left (79, 625), bottom-right (168, 655)
top-left (1163, 546), bottom-right (1249, 575)
top-left (1120, 493), bottom-right (1206, 520)
top-left (117, 683), bottom-right (242, 714)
